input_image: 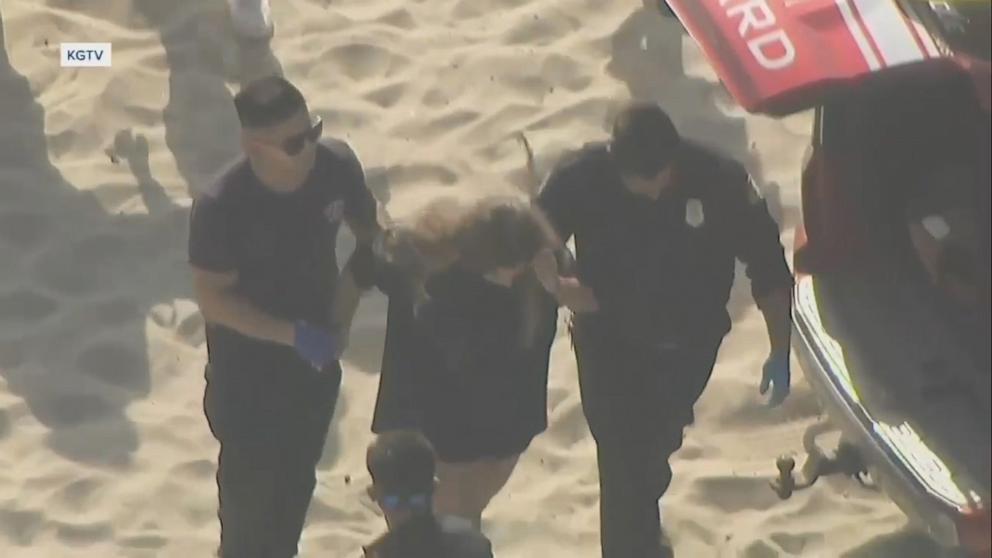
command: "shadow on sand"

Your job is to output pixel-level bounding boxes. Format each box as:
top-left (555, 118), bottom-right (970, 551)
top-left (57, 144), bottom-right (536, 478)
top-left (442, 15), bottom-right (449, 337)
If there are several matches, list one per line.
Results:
top-left (842, 527), bottom-right (942, 558)
top-left (0, 2), bottom-right (308, 469)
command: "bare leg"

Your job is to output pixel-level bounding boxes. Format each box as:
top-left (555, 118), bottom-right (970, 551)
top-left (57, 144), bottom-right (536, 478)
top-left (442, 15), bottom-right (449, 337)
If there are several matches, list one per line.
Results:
top-left (434, 461), bottom-right (476, 524)
top-left (434, 456), bottom-right (521, 529)
top-left (471, 455), bottom-right (519, 516)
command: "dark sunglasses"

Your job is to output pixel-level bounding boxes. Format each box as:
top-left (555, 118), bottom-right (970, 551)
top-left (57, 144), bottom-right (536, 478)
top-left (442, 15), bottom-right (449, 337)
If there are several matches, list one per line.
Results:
top-left (280, 117), bottom-right (323, 156)
top-left (380, 493), bottom-right (430, 511)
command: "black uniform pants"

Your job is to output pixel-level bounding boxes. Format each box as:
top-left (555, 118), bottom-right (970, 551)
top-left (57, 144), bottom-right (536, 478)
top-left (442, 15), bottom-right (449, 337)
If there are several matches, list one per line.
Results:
top-left (572, 320), bottom-right (723, 558)
top-left (203, 360), bottom-right (341, 558)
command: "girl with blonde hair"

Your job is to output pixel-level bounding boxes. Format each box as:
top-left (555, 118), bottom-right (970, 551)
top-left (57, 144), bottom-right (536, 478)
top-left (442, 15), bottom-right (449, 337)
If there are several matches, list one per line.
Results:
top-left (370, 193), bottom-right (568, 529)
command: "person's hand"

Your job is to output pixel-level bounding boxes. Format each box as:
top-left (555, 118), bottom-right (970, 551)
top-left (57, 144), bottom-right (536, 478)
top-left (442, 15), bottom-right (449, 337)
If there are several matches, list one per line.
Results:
top-left (293, 321), bottom-right (341, 370)
top-left (557, 277), bottom-right (599, 313)
top-left (760, 351), bottom-right (791, 406)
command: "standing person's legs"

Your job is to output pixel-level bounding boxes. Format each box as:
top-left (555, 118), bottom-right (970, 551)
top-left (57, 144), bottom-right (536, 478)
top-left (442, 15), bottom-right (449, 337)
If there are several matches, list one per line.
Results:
top-left (213, 440), bottom-right (280, 558)
top-left (205, 362), bottom-right (341, 558)
top-left (596, 415), bottom-right (689, 557)
top-left (575, 337), bottom-right (668, 558)
top-left (205, 365), bottom-right (281, 558)
top-left (270, 363), bottom-right (342, 557)
top-left (573, 325), bottom-right (722, 558)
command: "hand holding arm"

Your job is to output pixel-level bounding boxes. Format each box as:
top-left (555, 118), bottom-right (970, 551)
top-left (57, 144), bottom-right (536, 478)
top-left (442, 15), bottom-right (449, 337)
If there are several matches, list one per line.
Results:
top-left (534, 152), bottom-right (600, 313)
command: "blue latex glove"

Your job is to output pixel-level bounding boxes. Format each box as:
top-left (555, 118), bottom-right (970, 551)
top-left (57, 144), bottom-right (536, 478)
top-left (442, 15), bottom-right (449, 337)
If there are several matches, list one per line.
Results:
top-left (760, 351), bottom-right (791, 406)
top-left (293, 321), bottom-right (340, 370)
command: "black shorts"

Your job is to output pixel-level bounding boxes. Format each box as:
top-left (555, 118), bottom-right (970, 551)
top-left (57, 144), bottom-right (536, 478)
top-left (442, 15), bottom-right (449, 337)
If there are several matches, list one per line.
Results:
top-left (373, 361), bottom-right (546, 463)
top-left (419, 395), bottom-right (540, 463)
top-left (373, 268), bottom-right (556, 464)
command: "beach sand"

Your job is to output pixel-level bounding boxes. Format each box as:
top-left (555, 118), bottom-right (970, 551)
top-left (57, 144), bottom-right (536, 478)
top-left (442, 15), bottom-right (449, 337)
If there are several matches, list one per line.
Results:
top-left (0, 0), bottom-right (943, 556)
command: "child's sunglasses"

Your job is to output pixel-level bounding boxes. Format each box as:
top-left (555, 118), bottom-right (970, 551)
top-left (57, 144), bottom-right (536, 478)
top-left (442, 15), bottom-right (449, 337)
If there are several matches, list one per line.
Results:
top-left (380, 492), bottom-right (430, 511)
top-left (281, 117), bottom-right (323, 156)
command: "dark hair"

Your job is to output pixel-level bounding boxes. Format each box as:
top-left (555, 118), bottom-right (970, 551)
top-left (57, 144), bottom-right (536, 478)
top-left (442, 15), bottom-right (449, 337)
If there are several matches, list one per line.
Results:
top-left (234, 76), bottom-right (308, 128)
top-left (367, 431), bottom-right (436, 501)
top-left (610, 101), bottom-right (682, 178)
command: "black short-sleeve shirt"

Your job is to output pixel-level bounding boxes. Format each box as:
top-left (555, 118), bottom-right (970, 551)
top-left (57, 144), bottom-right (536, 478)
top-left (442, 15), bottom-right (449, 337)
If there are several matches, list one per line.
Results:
top-left (189, 138), bottom-right (377, 367)
top-left (537, 140), bottom-right (793, 343)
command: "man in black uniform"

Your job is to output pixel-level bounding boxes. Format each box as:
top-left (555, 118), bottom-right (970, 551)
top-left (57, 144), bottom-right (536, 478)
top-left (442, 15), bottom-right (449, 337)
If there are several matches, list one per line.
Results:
top-left (188, 76), bottom-right (380, 558)
top-left (537, 102), bottom-right (794, 558)
top-left (363, 431), bottom-right (495, 558)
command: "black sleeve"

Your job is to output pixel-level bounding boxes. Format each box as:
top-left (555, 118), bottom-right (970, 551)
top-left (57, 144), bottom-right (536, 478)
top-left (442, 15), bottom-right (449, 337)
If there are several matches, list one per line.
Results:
top-left (346, 243), bottom-right (378, 290)
top-left (723, 164), bottom-right (794, 299)
top-left (188, 195), bottom-right (236, 273)
top-left (536, 152), bottom-right (587, 243)
top-left (339, 142), bottom-right (380, 243)
top-left (326, 139), bottom-right (380, 288)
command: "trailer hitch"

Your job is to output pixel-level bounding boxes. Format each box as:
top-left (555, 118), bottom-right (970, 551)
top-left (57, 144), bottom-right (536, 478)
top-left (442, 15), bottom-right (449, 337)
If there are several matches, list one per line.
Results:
top-left (771, 421), bottom-right (876, 500)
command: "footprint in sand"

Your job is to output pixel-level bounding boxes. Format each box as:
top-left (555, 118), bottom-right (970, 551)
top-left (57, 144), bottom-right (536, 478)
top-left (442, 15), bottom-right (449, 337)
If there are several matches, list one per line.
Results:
top-left (504, 16), bottom-right (573, 47)
top-left (404, 109), bottom-right (481, 144)
top-left (91, 297), bottom-right (141, 328)
top-left (0, 288), bottom-right (58, 326)
top-left (172, 458), bottom-right (214, 481)
top-left (58, 477), bottom-right (104, 511)
top-left (365, 81), bottom-right (407, 109)
top-left (119, 533), bottom-right (168, 550)
top-left (75, 341), bottom-right (147, 393)
top-left (421, 87), bottom-right (452, 109)
top-left (0, 508), bottom-right (45, 546)
top-left (45, 394), bottom-right (115, 427)
top-left (677, 443), bottom-right (706, 461)
top-left (0, 408), bottom-right (10, 441)
top-left (379, 8), bottom-right (416, 30)
top-left (34, 233), bottom-right (131, 295)
top-left (149, 303), bottom-right (178, 330)
top-left (770, 531), bottom-right (822, 555)
top-left (0, 210), bottom-right (51, 249)
top-left (741, 539), bottom-right (780, 558)
top-left (177, 310), bottom-right (205, 346)
top-left (54, 520), bottom-right (114, 546)
top-left (326, 43), bottom-right (409, 82)
top-left (694, 475), bottom-right (781, 514)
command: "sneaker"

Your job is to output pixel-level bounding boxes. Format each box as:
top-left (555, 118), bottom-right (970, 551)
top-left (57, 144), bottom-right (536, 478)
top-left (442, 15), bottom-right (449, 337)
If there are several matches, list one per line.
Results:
top-left (228, 0), bottom-right (274, 41)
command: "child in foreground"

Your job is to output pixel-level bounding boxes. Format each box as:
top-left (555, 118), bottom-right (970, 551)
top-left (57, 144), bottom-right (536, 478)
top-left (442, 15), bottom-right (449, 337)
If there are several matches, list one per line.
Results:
top-left (363, 431), bottom-right (495, 558)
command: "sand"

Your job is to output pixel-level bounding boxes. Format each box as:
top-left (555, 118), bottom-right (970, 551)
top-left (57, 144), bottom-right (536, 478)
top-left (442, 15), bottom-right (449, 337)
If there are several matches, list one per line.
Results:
top-left (0, 0), bottom-right (947, 556)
